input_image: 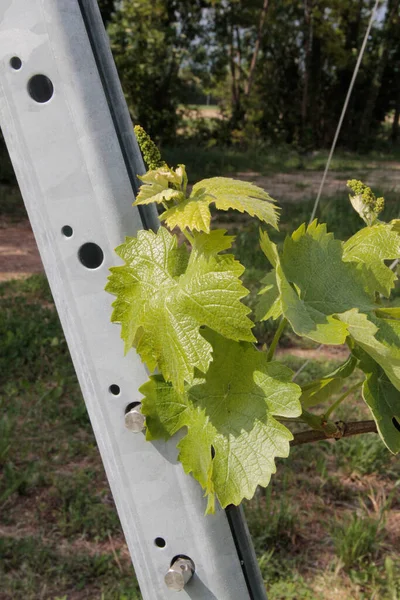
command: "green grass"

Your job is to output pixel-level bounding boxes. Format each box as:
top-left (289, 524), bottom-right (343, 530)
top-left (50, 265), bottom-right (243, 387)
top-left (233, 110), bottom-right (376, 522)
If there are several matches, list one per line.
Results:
top-left (163, 142), bottom-right (400, 181)
top-left (0, 537), bottom-right (141, 600)
top-left (331, 513), bottom-right (383, 570)
top-left (1, 180), bottom-right (400, 599)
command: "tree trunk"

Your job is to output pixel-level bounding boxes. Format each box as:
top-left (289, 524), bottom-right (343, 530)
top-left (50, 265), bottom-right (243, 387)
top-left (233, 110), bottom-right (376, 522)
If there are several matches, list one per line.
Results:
top-left (391, 83), bottom-right (400, 142)
top-left (359, 0), bottom-right (400, 148)
top-left (301, 0), bottom-right (313, 146)
top-left (245, 0), bottom-right (270, 97)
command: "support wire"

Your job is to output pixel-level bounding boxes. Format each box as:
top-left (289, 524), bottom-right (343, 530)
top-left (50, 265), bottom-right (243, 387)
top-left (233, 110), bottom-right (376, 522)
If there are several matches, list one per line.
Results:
top-left (309, 0), bottom-right (381, 224)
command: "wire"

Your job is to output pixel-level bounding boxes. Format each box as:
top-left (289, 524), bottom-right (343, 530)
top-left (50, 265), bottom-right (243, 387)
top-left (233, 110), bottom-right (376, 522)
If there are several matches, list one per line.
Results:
top-left (295, 0), bottom-right (381, 383)
top-left (309, 0), bottom-right (381, 224)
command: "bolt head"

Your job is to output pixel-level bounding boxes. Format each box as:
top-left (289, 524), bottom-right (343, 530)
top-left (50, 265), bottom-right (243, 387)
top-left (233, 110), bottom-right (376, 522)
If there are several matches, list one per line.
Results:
top-left (164, 557), bottom-right (194, 591)
top-left (125, 405), bottom-right (145, 432)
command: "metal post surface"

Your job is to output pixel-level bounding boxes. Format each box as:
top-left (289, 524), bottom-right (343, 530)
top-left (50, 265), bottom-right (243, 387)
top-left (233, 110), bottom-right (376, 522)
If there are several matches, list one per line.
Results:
top-left (0, 1), bottom-right (268, 599)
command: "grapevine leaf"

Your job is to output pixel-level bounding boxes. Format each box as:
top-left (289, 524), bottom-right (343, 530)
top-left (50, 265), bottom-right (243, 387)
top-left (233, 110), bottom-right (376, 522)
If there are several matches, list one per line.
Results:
top-left (140, 330), bottom-right (302, 512)
top-left (258, 222), bottom-right (375, 344)
top-left (260, 228), bottom-right (279, 267)
top-left (300, 355), bottom-right (358, 408)
top-left (375, 307), bottom-right (400, 319)
top-left (342, 223), bottom-right (400, 297)
top-left (106, 227), bottom-right (255, 391)
top-left (255, 271), bottom-right (282, 322)
top-left (161, 197), bottom-right (212, 232)
top-left (340, 309), bottom-right (400, 391)
top-left (134, 167), bottom-right (185, 205)
top-left (161, 177), bottom-right (279, 233)
top-left (352, 347), bottom-right (400, 454)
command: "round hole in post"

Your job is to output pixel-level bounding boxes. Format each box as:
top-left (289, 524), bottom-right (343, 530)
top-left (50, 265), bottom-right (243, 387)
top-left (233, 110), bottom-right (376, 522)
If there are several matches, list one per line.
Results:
top-left (109, 384), bottom-right (121, 396)
top-left (27, 74), bottom-right (54, 103)
top-left (10, 56), bottom-right (22, 70)
top-left (154, 537), bottom-right (166, 548)
top-left (61, 225), bottom-right (73, 238)
top-left (78, 242), bottom-right (104, 269)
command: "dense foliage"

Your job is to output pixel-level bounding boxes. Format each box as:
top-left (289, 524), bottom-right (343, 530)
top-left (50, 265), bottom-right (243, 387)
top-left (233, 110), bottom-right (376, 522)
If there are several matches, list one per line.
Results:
top-left (104, 0), bottom-right (400, 149)
top-left (107, 134), bottom-right (400, 513)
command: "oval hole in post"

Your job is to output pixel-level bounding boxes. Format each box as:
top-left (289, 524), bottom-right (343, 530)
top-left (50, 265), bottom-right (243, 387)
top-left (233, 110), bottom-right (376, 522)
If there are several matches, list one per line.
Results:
top-left (155, 537), bottom-right (166, 548)
top-left (10, 56), bottom-right (22, 70)
top-left (28, 74), bottom-right (54, 103)
top-left (109, 384), bottom-right (121, 396)
top-left (78, 243), bottom-right (104, 269)
top-left (61, 225), bottom-right (73, 238)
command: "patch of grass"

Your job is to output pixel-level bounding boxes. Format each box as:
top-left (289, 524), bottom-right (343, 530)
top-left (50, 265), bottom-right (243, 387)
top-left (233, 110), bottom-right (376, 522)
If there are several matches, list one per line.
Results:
top-left (163, 143), bottom-right (303, 180)
top-left (331, 512), bottom-right (383, 571)
top-left (0, 278), bottom-right (70, 384)
top-left (48, 470), bottom-right (121, 541)
top-left (0, 272), bottom-right (53, 302)
top-left (0, 536), bottom-right (141, 599)
top-left (245, 478), bottom-right (297, 555)
top-left (333, 433), bottom-right (395, 477)
top-left (163, 142), bottom-right (400, 182)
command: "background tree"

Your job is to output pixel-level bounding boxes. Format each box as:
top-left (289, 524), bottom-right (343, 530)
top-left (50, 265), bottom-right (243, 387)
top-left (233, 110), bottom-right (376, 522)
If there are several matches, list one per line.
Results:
top-left (108, 0), bottom-right (204, 144)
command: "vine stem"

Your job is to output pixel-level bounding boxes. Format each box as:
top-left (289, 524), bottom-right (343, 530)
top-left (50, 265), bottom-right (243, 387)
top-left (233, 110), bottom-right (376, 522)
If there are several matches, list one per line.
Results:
top-left (181, 228), bottom-right (194, 245)
top-left (266, 317), bottom-right (287, 362)
top-left (290, 420), bottom-right (377, 447)
top-left (324, 381), bottom-right (363, 419)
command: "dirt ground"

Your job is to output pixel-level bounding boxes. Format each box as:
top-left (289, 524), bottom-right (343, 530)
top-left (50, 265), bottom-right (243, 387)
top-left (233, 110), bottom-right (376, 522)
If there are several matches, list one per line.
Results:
top-left (1, 166), bottom-right (400, 282)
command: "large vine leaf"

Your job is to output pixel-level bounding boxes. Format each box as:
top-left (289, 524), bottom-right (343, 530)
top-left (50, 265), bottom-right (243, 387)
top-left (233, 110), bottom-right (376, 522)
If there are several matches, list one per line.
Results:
top-left (342, 223), bottom-right (400, 297)
top-left (161, 177), bottom-right (279, 233)
top-left (352, 347), bottom-right (400, 454)
top-left (339, 309), bottom-right (400, 391)
top-left (106, 227), bottom-right (255, 391)
top-left (300, 354), bottom-right (358, 409)
top-left (257, 223), bottom-right (374, 344)
top-left (140, 330), bottom-right (302, 513)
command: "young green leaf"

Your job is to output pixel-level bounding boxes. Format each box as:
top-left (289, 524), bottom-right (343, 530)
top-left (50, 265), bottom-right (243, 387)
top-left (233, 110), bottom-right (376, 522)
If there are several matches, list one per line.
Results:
top-left (343, 223), bottom-right (400, 297)
top-left (255, 271), bottom-right (282, 322)
top-left (106, 227), bottom-right (255, 391)
top-left (161, 177), bottom-right (279, 233)
top-left (134, 166), bottom-right (186, 205)
top-left (258, 222), bottom-right (374, 344)
top-left (300, 354), bottom-right (358, 409)
top-left (140, 330), bottom-right (302, 512)
top-left (339, 309), bottom-right (400, 392)
top-left (352, 347), bottom-right (400, 454)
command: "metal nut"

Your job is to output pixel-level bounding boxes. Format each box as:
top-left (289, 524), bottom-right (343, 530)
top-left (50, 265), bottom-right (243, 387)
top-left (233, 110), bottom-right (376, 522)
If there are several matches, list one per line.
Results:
top-left (124, 403), bottom-right (145, 432)
top-left (164, 557), bottom-right (195, 591)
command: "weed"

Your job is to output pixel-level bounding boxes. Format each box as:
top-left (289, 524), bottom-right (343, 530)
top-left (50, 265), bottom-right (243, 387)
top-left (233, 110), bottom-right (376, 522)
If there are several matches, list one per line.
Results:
top-left (0, 272), bottom-right (53, 302)
top-left (0, 536), bottom-right (141, 599)
top-left (245, 477), bottom-right (297, 555)
top-left (331, 512), bottom-right (382, 570)
top-left (0, 296), bottom-right (71, 384)
top-left (334, 434), bottom-right (394, 476)
top-left (49, 470), bottom-right (121, 541)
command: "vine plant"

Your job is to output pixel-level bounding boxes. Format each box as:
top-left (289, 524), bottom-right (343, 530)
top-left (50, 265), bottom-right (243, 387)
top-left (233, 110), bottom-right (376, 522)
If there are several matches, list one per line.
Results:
top-left (106, 127), bottom-right (400, 514)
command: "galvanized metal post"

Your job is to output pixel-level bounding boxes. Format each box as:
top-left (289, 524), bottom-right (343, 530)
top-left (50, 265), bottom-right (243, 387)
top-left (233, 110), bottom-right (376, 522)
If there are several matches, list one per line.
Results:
top-left (0, 1), bottom-right (267, 598)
